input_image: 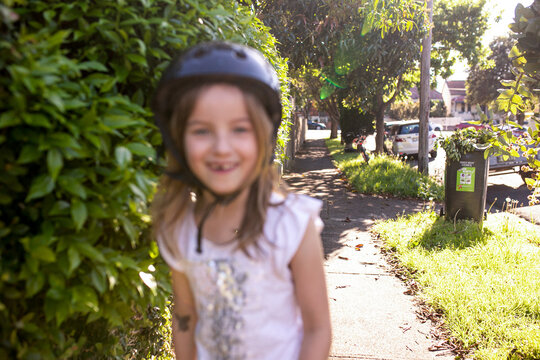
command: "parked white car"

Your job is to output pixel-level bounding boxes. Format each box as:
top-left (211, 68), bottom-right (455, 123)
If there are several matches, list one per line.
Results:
top-left (386, 120), bottom-right (437, 158)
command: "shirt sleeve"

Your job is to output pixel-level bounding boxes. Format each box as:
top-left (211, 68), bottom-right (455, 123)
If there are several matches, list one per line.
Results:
top-left (157, 233), bottom-right (186, 273)
top-left (272, 193), bottom-right (324, 267)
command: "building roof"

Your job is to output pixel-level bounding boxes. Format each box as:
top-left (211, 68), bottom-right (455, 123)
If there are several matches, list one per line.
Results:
top-left (445, 80), bottom-right (466, 97)
top-left (410, 87), bottom-right (443, 101)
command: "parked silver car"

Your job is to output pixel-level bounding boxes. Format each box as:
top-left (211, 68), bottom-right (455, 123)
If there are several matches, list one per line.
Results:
top-left (386, 120), bottom-right (437, 158)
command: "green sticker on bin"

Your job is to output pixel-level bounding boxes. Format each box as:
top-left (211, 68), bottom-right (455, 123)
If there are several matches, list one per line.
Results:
top-left (456, 167), bottom-right (475, 192)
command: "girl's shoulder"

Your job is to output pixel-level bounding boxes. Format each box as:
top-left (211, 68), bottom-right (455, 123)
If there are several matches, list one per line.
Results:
top-left (269, 192), bottom-right (323, 224)
top-left (264, 192), bottom-right (324, 262)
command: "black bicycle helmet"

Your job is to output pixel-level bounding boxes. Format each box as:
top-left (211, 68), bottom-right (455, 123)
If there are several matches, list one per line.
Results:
top-left (153, 41), bottom-right (282, 165)
top-left (152, 41), bottom-right (283, 253)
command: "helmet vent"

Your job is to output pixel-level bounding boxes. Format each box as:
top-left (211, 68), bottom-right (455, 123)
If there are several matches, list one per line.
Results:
top-left (235, 50), bottom-right (247, 59)
top-left (193, 48), bottom-right (207, 58)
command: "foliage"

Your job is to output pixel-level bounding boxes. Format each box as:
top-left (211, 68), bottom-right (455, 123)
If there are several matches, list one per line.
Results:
top-left (495, 0), bottom-right (540, 205)
top-left (339, 106), bottom-right (374, 139)
top-left (467, 36), bottom-right (514, 107)
top-left (437, 127), bottom-right (496, 162)
top-left (430, 100), bottom-right (447, 118)
top-left (257, 0), bottom-right (428, 142)
top-left (388, 99), bottom-right (419, 120)
top-left (0, 0), bottom-right (289, 358)
top-left (432, 0), bottom-right (489, 79)
top-left (326, 139), bottom-right (443, 201)
top-left (388, 99), bottom-right (447, 120)
top-left (259, 0), bottom-right (488, 151)
top-left (372, 211), bottom-right (540, 359)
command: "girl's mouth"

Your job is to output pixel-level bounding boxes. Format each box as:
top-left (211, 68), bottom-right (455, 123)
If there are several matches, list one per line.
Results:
top-left (209, 163), bottom-right (237, 172)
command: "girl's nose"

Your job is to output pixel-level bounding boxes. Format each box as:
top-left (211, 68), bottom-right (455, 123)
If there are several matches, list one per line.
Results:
top-left (214, 132), bottom-right (232, 154)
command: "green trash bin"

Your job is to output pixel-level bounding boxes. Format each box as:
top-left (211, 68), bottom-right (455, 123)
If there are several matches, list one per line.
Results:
top-left (444, 149), bottom-right (489, 222)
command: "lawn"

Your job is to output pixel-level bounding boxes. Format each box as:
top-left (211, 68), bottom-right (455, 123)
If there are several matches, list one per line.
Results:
top-left (372, 212), bottom-right (540, 359)
top-left (326, 138), bottom-right (444, 201)
top-left (326, 138), bottom-right (540, 359)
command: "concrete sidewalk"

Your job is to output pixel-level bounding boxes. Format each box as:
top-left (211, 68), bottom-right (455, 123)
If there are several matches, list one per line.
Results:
top-left (282, 138), bottom-right (456, 360)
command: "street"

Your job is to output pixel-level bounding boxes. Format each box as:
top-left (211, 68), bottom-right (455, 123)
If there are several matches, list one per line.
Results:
top-left (306, 129), bottom-right (533, 211)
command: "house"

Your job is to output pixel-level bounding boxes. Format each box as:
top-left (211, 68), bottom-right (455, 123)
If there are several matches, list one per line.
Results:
top-left (439, 80), bottom-right (488, 120)
top-left (409, 86), bottom-right (444, 103)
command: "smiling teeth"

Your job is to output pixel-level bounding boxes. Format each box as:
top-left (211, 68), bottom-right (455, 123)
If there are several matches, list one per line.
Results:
top-left (211, 164), bottom-right (235, 170)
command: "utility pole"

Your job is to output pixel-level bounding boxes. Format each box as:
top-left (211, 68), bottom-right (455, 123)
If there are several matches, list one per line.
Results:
top-left (418, 0), bottom-right (433, 175)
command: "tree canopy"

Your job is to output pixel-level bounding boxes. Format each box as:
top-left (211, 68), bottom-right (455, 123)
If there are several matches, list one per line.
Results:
top-left (258, 0), bottom-right (488, 152)
top-left (258, 0), bottom-right (427, 147)
top-left (467, 36), bottom-right (514, 107)
top-left (431, 0), bottom-right (489, 79)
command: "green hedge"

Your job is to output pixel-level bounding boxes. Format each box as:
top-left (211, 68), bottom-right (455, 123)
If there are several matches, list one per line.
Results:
top-left (0, 1), bottom-right (289, 358)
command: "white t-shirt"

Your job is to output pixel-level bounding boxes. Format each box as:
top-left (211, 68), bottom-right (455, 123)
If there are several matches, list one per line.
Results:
top-left (158, 193), bottom-right (323, 360)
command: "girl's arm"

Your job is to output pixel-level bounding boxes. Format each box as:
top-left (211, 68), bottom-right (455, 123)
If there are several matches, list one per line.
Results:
top-left (170, 269), bottom-right (198, 360)
top-left (290, 218), bottom-right (332, 360)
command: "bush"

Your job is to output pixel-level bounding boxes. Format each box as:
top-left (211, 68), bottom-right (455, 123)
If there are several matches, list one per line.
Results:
top-left (339, 106), bottom-right (374, 143)
top-left (387, 99), bottom-right (447, 120)
top-left (0, 1), bottom-right (289, 358)
top-left (388, 99), bottom-right (418, 120)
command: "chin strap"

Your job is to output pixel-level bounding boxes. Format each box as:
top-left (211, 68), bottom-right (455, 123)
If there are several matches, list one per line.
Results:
top-left (194, 189), bottom-right (245, 254)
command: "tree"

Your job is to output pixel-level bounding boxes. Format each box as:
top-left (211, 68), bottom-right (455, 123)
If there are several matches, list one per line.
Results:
top-left (432, 0), bottom-right (489, 79)
top-left (496, 0), bottom-right (540, 204)
top-left (467, 36), bottom-right (514, 107)
top-left (259, 0), bottom-right (488, 153)
top-left (258, 0), bottom-right (428, 147)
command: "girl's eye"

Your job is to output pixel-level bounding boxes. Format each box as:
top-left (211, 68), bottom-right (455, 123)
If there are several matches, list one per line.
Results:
top-left (191, 128), bottom-right (209, 135)
top-left (233, 126), bottom-right (251, 134)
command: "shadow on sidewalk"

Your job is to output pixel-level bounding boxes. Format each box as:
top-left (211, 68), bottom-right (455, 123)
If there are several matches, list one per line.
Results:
top-left (283, 138), bottom-right (426, 258)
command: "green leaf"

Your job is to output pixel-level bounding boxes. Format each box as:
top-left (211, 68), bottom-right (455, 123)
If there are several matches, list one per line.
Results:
top-left (87, 202), bottom-right (108, 218)
top-left (26, 175), bottom-right (55, 202)
top-left (126, 53), bottom-right (147, 66)
top-left (78, 61), bottom-right (108, 72)
top-left (31, 245), bottom-right (56, 262)
top-left (103, 115), bottom-right (141, 129)
top-left (74, 242), bottom-right (106, 263)
top-left (118, 214), bottom-right (137, 246)
top-left (128, 183), bottom-right (146, 201)
top-left (49, 200), bottom-right (70, 215)
top-left (48, 93), bottom-right (65, 112)
top-left (71, 199), bottom-right (87, 231)
top-left (71, 285), bottom-right (99, 313)
top-left (91, 269), bottom-right (107, 294)
top-left (58, 176), bottom-right (87, 199)
top-left (47, 149), bottom-right (63, 179)
top-left (26, 272), bottom-right (45, 297)
top-left (110, 254), bottom-right (138, 270)
top-left (22, 113), bottom-right (52, 128)
top-left (17, 144), bottom-right (41, 164)
top-left (67, 246), bottom-right (81, 274)
top-left (0, 110), bottom-right (21, 128)
top-left (125, 142), bottom-right (155, 158)
top-left (46, 132), bottom-right (81, 150)
top-left (44, 292), bottom-right (71, 325)
top-left (115, 146), bottom-right (132, 168)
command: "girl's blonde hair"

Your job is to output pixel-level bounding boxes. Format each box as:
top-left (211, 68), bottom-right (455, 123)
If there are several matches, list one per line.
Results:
top-left (152, 83), bottom-right (285, 257)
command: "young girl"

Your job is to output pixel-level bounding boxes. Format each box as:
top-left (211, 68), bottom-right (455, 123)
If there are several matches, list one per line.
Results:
top-left (151, 41), bottom-right (331, 360)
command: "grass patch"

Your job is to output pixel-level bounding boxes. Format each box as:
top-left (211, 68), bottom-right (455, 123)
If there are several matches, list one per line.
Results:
top-left (372, 212), bottom-right (540, 359)
top-left (326, 138), bottom-right (443, 201)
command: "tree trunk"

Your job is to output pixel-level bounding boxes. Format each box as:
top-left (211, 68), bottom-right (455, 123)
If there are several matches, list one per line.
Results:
top-left (374, 93), bottom-right (386, 153)
top-left (321, 97), bottom-right (339, 139)
top-left (418, 0), bottom-right (433, 175)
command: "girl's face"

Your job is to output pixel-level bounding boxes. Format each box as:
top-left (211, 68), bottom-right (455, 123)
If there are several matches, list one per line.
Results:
top-left (184, 84), bottom-right (258, 197)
